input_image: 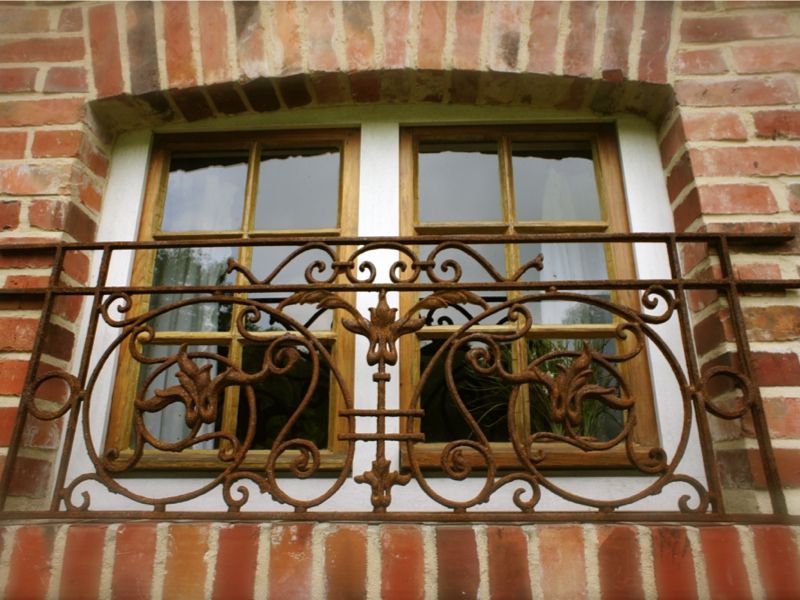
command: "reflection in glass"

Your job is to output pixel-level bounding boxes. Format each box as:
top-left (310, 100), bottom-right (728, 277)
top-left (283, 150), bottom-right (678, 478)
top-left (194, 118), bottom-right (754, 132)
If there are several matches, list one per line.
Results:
top-left (255, 149), bottom-right (340, 230)
top-left (148, 247), bottom-right (236, 332)
top-left (512, 146), bottom-right (602, 222)
top-left (236, 344), bottom-right (330, 450)
top-left (418, 142), bottom-right (503, 222)
top-left (161, 154), bottom-right (248, 232)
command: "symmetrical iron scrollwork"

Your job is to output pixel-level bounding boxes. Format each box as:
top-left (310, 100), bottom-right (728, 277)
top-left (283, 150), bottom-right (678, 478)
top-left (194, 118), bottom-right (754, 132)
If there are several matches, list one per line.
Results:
top-left (0, 233), bottom-right (796, 521)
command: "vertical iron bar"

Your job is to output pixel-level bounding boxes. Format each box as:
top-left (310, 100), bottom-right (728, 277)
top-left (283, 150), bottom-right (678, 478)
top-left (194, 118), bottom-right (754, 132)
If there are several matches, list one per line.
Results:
top-left (717, 235), bottom-right (787, 515)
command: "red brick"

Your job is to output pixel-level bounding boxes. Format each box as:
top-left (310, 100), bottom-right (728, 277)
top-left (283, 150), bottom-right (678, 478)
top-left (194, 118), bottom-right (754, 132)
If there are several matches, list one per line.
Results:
top-left (453, 2), bottom-right (484, 70)
top-left (418, 2), bottom-right (447, 70)
top-left (0, 37), bottom-right (84, 62)
top-left (754, 110), bottom-right (800, 140)
top-left (674, 48), bottom-right (728, 75)
top-left (0, 7), bottom-right (50, 34)
top-left (325, 525), bottom-right (367, 599)
top-left (0, 67), bottom-right (37, 93)
top-left (44, 66), bottom-right (88, 93)
top-left (639, 1), bottom-right (672, 83)
top-left (32, 130), bottom-right (83, 158)
top-left (0, 360), bottom-right (33, 396)
top-left (753, 526), bottom-right (800, 599)
top-left (212, 524), bottom-right (259, 600)
top-left (763, 397), bottom-right (800, 438)
top-left (198, 2), bottom-right (231, 84)
top-left (437, 527), bottom-right (479, 599)
top-left (5, 275), bottom-right (50, 289)
top-left (651, 527), bottom-right (697, 600)
top-left (0, 98), bottom-right (84, 127)
top-left (163, 1), bottom-right (196, 88)
top-left (273, 2), bottom-right (302, 75)
top-left (673, 187), bottom-right (702, 233)
top-left (697, 184), bottom-right (778, 214)
top-left (381, 525), bottom-right (424, 600)
top-left (233, 2), bottom-right (265, 79)
top-left (681, 15), bottom-right (791, 43)
top-left (61, 525), bottom-right (106, 600)
top-left (665, 152), bottom-right (696, 206)
top-left (528, 2), bottom-right (561, 74)
top-left (488, 2), bottom-right (523, 71)
top-left (62, 249), bottom-right (91, 286)
top-left (42, 321), bottom-right (75, 362)
top-left (0, 164), bottom-right (72, 196)
top-left (0, 318), bottom-right (39, 352)
top-left (5, 526), bottom-right (55, 600)
top-left (58, 7), bottom-right (83, 33)
top-left (539, 525), bottom-right (587, 599)
top-left (112, 523), bottom-right (157, 600)
top-left (1, 200), bottom-right (21, 230)
top-left (733, 43), bottom-right (800, 74)
top-left (733, 262), bottom-right (782, 280)
top-left (751, 351), bottom-right (800, 387)
top-left (343, 2), bottom-right (375, 71)
top-left (682, 112), bottom-right (748, 141)
top-left (564, 2), bottom-right (597, 77)
top-left (75, 169), bottom-right (103, 212)
top-left (79, 138), bottom-right (109, 178)
top-left (659, 117), bottom-right (687, 167)
top-left (29, 199), bottom-right (97, 242)
top-left (675, 76), bottom-right (798, 107)
top-left (698, 527), bottom-right (750, 598)
top-left (602, 1), bottom-right (635, 76)
top-left (487, 526), bottom-right (532, 600)
top-left (162, 524), bottom-right (210, 600)
top-left (126, 2), bottom-right (159, 95)
top-left (0, 408), bottom-right (16, 446)
top-left (690, 146), bottom-right (800, 177)
top-left (9, 455), bottom-right (53, 497)
top-left (383, 2), bottom-right (410, 69)
top-left (269, 524), bottom-right (313, 598)
top-left (304, 2), bottom-right (337, 72)
top-left (597, 525), bottom-right (644, 600)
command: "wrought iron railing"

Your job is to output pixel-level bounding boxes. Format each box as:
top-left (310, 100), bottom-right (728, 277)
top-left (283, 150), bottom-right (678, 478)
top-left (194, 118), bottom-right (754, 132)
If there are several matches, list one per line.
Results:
top-left (0, 232), bottom-right (797, 522)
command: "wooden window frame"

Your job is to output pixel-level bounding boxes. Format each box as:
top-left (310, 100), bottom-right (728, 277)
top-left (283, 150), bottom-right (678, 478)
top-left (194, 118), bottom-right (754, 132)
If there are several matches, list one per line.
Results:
top-left (105, 128), bottom-right (360, 471)
top-left (398, 123), bottom-right (660, 470)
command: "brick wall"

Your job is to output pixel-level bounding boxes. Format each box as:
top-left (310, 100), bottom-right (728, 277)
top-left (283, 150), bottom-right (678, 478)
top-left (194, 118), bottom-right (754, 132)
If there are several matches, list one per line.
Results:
top-left (1, 1), bottom-right (799, 597)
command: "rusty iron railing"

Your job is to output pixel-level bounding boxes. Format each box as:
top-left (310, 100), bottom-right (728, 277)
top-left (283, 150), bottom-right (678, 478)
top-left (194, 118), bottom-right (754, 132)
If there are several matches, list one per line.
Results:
top-left (0, 232), bottom-right (797, 522)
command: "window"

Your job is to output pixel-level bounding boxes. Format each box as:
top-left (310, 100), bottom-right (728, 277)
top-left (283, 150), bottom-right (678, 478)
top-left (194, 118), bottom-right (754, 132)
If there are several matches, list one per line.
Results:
top-left (104, 129), bottom-right (360, 470)
top-left (398, 125), bottom-right (659, 469)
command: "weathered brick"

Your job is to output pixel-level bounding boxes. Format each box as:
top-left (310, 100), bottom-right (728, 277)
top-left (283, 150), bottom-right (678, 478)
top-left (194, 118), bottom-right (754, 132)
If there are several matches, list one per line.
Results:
top-left (276, 74), bottom-right (312, 109)
top-left (163, 0), bottom-right (196, 88)
top-left (698, 527), bottom-right (750, 598)
top-left (697, 184), bottom-right (778, 214)
top-left (112, 523), bottom-right (157, 600)
top-left (305, 1), bottom-right (338, 71)
top-left (598, 525), bottom-right (644, 600)
top-left (0, 98), bottom-right (84, 127)
top-left (539, 525), bottom-right (587, 599)
top-left (349, 71), bottom-right (382, 103)
top-left (682, 111), bottom-right (747, 141)
top-left (681, 15), bottom-right (792, 43)
top-left (488, 2), bottom-right (523, 71)
top-left (689, 146), bottom-right (800, 177)
top-left (269, 524), bottom-right (313, 598)
top-left (5, 526), bottom-right (55, 600)
top-left (233, 1), bottom-right (265, 79)
top-left (651, 527), bottom-right (698, 600)
top-left (754, 110), bottom-right (800, 140)
top-left (272, 1), bottom-right (302, 75)
top-left (659, 117), bottom-right (687, 167)
top-left (383, 2), bottom-right (410, 69)
top-left (675, 76), bottom-right (799, 107)
top-left (58, 7), bottom-right (83, 33)
top-left (212, 524), bottom-right (260, 600)
top-left (753, 526), bottom-right (800, 599)
top-left (0, 164), bottom-right (73, 196)
top-left (343, 2), bottom-right (375, 71)
top-left (126, 1), bottom-right (160, 95)
top-left (0, 200), bottom-right (21, 229)
top-left (206, 83), bottom-right (246, 115)
top-left (602, 1), bottom-right (635, 76)
top-left (0, 37), bottom-right (84, 63)
top-left (751, 351), bottom-right (800, 387)
top-left (325, 525), bottom-right (367, 599)
top-left (733, 43), bottom-right (800, 74)
top-left (381, 525), bottom-right (424, 600)
top-left (453, 2), bottom-right (483, 71)
top-left (639, 1), bottom-right (672, 83)
top-left (32, 130), bottom-right (83, 158)
top-left (487, 526), bottom-right (531, 600)
top-left (564, 1), bottom-right (597, 77)
top-left (790, 183), bottom-right (800, 214)
top-left (673, 188), bottom-right (702, 233)
top-left (437, 527), bottom-right (479, 599)
top-left (762, 397), bottom-right (800, 438)
top-left (0, 67), bottom-right (37, 93)
top-left (674, 48), bottom-right (728, 75)
top-left (528, 1), bottom-right (560, 74)
top-left (0, 318), bottom-right (39, 352)
top-left (162, 524), bottom-right (210, 600)
top-left (60, 525), bottom-right (106, 600)
top-left (0, 7), bottom-right (50, 34)
top-left (89, 4), bottom-right (124, 97)
top-left (665, 151), bottom-right (696, 205)
top-left (43, 67), bottom-right (88, 93)
top-left (198, 1), bottom-right (231, 84)
top-left (29, 199), bottom-right (97, 242)
top-left (418, 2), bottom-right (447, 70)
top-left (8, 455), bottom-right (53, 497)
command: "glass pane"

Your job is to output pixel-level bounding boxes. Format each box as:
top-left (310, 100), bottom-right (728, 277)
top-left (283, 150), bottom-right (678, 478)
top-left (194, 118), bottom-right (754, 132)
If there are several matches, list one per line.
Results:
top-left (160, 154), bottom-right (248, 232)
top-left (235, 344), bottom-right (330, 450)
top-left (420, 339), bottom-right (514, 443)
top-left (418, 142), bottom-right (503, 222)
top-left (255, 148), bottom-right (340, 230)
top-left (512, 146), bottom-right (602, 222)
top-left (148, 247), bottom-right (237, 332)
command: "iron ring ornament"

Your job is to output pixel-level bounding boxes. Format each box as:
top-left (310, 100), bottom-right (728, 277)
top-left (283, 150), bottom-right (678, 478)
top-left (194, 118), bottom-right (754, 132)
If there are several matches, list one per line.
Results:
top-left (12, 236), bottom-right (788, 517)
